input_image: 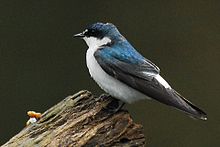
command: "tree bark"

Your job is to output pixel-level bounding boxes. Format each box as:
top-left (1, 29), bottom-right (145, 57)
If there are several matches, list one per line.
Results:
top-left (2, 90), bottom-right (145, 147)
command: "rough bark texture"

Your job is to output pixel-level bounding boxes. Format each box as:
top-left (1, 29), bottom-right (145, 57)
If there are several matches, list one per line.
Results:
top-left (2, 90), bottom-right (145, 147)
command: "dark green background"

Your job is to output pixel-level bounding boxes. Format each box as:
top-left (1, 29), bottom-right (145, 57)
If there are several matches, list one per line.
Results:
top-left (1, 0), bottom-right (219, 146)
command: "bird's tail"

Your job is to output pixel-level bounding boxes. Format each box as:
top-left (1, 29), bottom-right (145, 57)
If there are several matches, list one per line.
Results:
top-left (171, 90), bottom-right (207, 120)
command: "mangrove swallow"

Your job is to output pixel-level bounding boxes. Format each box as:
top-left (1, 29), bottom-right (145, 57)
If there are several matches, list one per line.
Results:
top-left (74, 22), bottom-right (207, 120)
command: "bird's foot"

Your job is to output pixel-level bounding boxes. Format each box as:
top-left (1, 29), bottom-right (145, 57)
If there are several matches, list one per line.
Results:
top-left (105, 97), bottom-right (125, 113)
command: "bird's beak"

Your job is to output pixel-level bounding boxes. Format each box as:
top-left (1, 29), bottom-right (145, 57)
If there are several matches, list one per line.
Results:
top-left (73, 32), bottom-right (85, 38)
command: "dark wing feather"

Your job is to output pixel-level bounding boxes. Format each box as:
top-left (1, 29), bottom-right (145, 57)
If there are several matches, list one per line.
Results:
top-left (94, 48), bottom-right (207, 120)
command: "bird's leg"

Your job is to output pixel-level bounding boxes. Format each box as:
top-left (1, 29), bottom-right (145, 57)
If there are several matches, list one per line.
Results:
top-left (99, 94), bottom-right (125, 113)
top-left (116, 100), bottom-right (125, 111)
top-left (101, 95), bottom-right (125, 113)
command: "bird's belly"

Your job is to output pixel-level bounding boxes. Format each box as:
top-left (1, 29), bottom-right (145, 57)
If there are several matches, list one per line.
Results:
top-left (86, 47), bottom-right (148, 103)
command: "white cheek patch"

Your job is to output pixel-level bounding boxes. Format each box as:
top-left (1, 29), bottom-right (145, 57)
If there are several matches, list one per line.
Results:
top-left (83, 37), bottom-right (111, 48)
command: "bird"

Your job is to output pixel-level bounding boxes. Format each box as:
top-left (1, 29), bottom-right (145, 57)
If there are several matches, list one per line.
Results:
top-left (74, 22), bottom-right (207, 120)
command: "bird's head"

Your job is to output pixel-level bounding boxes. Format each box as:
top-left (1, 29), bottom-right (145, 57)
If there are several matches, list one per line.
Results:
top-left (74, 22), bottom-right (124, 48)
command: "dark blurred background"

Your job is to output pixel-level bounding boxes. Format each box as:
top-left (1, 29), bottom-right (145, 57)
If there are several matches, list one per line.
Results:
top-left (0, 0), bottom-right (219, 146)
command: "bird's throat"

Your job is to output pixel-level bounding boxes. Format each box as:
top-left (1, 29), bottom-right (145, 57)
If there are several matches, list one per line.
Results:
top-left (83, 36), bottom-right (111, 48)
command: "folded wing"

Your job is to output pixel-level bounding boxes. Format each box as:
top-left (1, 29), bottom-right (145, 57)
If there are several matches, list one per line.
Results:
top-left (94, 46), bottom-right (207, 120)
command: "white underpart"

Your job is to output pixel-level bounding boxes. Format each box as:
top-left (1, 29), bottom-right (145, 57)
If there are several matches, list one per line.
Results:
top-left (84, 36), bottom-right (171, 103)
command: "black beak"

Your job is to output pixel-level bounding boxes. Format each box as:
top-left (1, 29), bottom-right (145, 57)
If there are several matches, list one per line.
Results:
top-left (73, 32), bottom-right (85, 38)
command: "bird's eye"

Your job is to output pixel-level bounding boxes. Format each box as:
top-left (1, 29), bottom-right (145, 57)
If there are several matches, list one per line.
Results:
top-left (88, 29), bottom-right (95, 35)
top-left (90, 29), bottom-right (95, 33)
top-left (84, 29), bottom-right (97, 37)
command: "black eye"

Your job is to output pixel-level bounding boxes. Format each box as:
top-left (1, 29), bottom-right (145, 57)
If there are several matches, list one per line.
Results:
top-left (88, 29), bottom-right (96, 36)
top-left (90, 29), bottom-right (95, 33)
top-left (84, 28), bottom-right (101, 38)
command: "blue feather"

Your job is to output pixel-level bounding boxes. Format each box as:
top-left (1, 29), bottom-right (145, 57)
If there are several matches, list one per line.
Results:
top-left (100, 41), bottom-right (146, 64)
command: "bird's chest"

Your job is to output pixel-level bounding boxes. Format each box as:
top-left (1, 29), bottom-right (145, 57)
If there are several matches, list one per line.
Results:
top-left (85, 47), bottom-right (147, 103)
top-left (86, 47), bottom-right (107, 84)
top-left (86, 46), bottom-right (128, 99)
top-left (86, 47), bottom-right (124, 100)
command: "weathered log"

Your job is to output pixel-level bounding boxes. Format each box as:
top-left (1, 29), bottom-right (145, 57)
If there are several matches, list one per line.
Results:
top-left (2, 90), bottom-right (145, 147)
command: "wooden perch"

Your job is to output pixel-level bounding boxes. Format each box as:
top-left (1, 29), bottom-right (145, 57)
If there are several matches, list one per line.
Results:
top-left (2, 90), bottom-right (145, 147)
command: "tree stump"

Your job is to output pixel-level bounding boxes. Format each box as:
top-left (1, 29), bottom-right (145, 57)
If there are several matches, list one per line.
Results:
top-left (2, 90), bottom-right (145, 147)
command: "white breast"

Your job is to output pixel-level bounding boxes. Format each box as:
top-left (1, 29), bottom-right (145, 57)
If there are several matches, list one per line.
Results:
top-left (85, 37), bottom-right (148, 103)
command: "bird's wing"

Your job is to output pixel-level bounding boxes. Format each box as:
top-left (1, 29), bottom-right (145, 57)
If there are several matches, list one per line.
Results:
top-left (94, 47), bottom-right (172, 101)
top-left (96, 43), bottom-right (160, 75)
top-left (94, 47), bottom-right (207, 120)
